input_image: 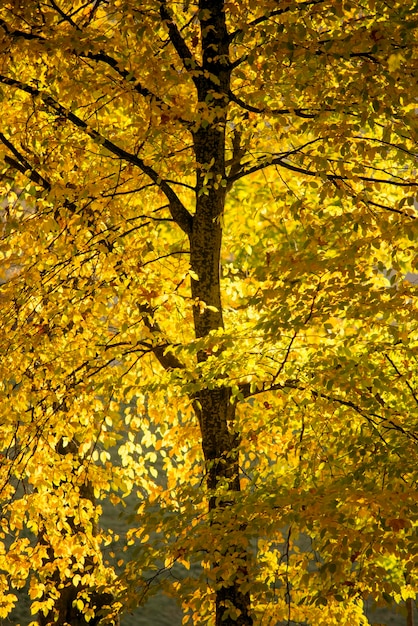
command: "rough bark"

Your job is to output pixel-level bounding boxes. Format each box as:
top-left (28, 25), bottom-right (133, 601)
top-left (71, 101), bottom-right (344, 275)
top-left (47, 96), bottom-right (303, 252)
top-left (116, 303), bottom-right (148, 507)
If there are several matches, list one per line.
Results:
top-left (189, 2), bottom-right (253, 623)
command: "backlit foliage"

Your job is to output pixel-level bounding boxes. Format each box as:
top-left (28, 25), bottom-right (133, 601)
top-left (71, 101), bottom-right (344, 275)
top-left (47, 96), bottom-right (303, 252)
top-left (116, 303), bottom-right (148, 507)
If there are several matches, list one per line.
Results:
top-left (0, 1), bottom-right (417, 624)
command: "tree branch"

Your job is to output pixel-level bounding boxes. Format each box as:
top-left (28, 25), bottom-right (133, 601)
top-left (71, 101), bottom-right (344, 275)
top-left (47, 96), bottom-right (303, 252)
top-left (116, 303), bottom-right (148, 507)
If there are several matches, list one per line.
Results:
top-left (138, 304), bottom-right (185, 371)
top-left (159, 0), bottom-right (200, 76)
top-left (270, 331), bottom-right (298, 386)
top-left (228, 153), bottom-right (418, 190)
top-left (79, 51), bottom-right (194, 127)
top-left (0, 132), bottom-right (52, 191)
top-left (228, 0), bottom-right (326, 43)
top-left (385, 353), bottom-right (418, 407)
top-left (228, 90), bottom-right (320, 118)
top-left (226, 129), bottom-right (246, 184)
top-left (49, 0), bottom-right (81, 30)
top-left (81, 51), bottom-right (161, 101)
top-left (0, 17), bottom-right (187, 125)
top-left (232, 92), bottom-right (320, 118)
top-left (365, 199), bottom-right (415, 218)
top-left (0, 17), bottom-right (44, 41)
top-left (353, 135), bottom-right (418, 159)
top-left (0, 74), bottom-right (193, 235)
top-left (240, 379), bottom-right (416, 440)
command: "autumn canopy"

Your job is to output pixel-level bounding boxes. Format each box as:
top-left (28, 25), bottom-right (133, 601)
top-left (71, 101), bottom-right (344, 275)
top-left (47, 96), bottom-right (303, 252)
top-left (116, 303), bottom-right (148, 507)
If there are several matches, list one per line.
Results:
top-left (0, 1), bottom-right (417, 625)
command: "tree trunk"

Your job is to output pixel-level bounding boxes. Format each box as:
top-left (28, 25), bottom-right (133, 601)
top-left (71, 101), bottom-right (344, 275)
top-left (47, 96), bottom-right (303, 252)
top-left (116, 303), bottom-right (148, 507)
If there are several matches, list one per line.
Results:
top-left (38, 439), bottom-right (117, 626)
top-left (406, 598), bottom-right (415, 626)
top-left (190, 2), bottom-right (253, 623)
top-left (38, 585), bottom-right (114, 626)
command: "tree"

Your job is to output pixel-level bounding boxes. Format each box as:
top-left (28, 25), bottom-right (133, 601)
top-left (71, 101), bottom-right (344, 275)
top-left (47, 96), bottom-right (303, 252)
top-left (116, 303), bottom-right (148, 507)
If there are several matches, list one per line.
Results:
top-left (0, 1), bottom-right (417, 624)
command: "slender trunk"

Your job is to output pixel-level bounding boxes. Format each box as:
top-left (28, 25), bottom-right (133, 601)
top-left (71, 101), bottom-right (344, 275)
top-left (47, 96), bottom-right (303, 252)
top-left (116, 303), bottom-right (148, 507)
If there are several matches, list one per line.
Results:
top-left (38, 439), bottom-right (117, 626)
top-left (406, 598), bottom-right (414, 626)
top-left (190, 2), bottom-right (253, 624)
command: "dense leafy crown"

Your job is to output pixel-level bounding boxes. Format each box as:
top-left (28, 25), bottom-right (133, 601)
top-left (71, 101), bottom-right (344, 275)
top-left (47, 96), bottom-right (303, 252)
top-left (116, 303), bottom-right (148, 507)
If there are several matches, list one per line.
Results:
top-left (0, 1), bottom-right (417, 625)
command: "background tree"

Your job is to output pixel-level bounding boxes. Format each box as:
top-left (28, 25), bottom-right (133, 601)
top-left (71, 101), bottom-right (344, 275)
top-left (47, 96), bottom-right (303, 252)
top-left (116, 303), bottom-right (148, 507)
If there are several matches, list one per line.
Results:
top-left (0, 1), bottom-right (417, 625)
